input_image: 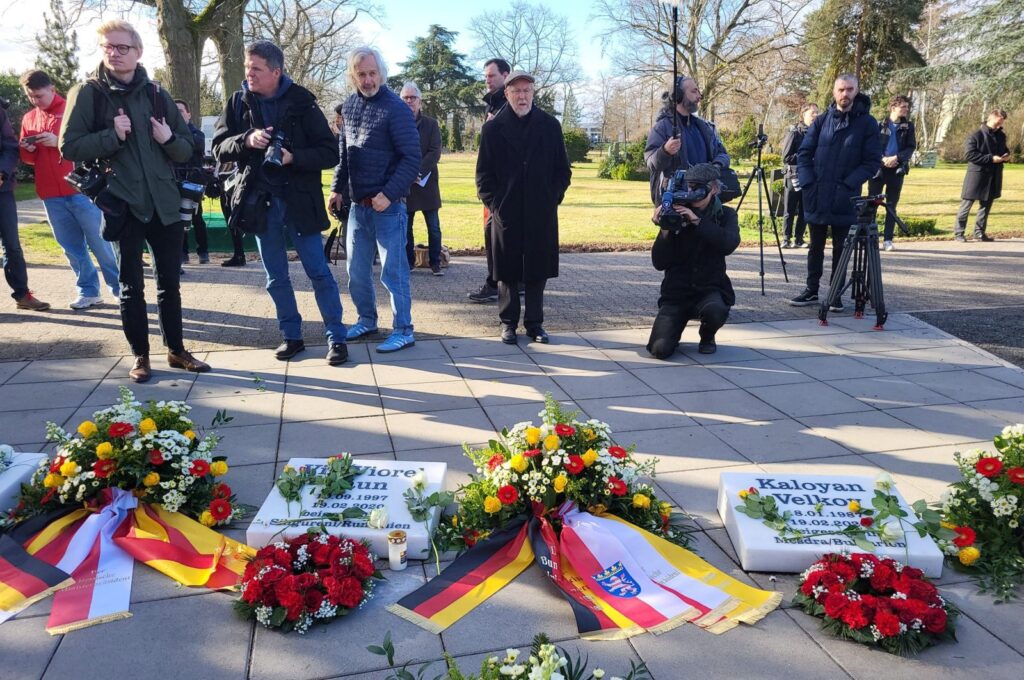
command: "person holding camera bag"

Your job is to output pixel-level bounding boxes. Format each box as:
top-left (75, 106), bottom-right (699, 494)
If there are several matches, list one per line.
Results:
top-left (60, 20), bottom-right (210, 382)
top-left (213, 40), bottom-right (345, 365)
top-left (867, 95), bottom-right (916, 252)
top-left (647, 163), bottom-right (740, 359)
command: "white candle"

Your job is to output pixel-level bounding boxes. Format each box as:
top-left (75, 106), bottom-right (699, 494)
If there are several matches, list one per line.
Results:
top-left (388, 529), bottom-right (408, 571)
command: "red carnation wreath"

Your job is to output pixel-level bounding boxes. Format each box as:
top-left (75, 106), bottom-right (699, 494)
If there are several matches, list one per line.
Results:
top-left (794, 553), bottom-right (958, 656)
top-left (235, 530), bottom-right (382, 633)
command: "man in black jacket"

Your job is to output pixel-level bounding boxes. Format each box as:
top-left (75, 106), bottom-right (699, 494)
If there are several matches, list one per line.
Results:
top-left (174, 99), bottom-right (209, 264)
top-left (213, 40), bottom-right (345, 365)
top-left (867, 95), bottom-right (916, 251)
top-left (647, 163), bottom-right (740, 359)
top-left (954, 109), bottom-right (1009, 242)
top-left (791, 74), bottom-right (881, 312)
top-left (400, 82), bottom-right (444, 275)
top-left (780, 103), bottom-right (818, 248)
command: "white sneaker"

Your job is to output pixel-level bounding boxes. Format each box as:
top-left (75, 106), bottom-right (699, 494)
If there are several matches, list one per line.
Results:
top-left (69, 295), bottom-right (104, 310)
top-left (883, 240), bottom-right (894, 252)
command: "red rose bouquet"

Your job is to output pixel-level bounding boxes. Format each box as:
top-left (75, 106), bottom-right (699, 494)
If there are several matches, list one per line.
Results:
top-left (794, 552), bottom-right (958, 656)
top-left (235, 530), bottom-right (383, 633)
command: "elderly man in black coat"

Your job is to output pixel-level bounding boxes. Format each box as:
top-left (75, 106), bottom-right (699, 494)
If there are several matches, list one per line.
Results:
top-left (791, 74), bottom-right (881, 313)
top-left (955, 109), bottom-right (1010, 242)
top-left (476, 71), bottom-right (571, 345)
top-left (400, 82), bottom-right (444, 274)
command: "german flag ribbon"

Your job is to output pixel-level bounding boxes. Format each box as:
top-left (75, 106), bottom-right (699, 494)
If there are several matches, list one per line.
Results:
top-left (0, 489), bottom-right (254, 634)
top-left (390, 505), bottom-right (781, 638)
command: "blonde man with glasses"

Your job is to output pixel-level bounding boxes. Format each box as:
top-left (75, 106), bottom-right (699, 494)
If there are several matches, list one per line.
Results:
top-left (60, 19), bottom-right (211, 382)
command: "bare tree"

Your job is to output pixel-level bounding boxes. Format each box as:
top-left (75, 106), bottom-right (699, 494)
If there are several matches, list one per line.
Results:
top-left (468, 0), bottom-right (580, 94)
top-left (243, 0), bottom-right (375, 103)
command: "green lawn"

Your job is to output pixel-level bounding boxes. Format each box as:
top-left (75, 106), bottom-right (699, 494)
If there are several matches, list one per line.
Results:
top-left (17, 153), bottom-right (1024, 262)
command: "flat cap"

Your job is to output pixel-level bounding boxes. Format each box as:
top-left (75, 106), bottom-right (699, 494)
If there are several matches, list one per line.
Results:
top-left (505, 71), bottom-right (535, 87)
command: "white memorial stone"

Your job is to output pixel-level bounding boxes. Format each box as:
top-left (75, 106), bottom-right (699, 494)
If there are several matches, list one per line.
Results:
top-left (0, 452), bottom-right (47, 514)
top-left (246, 458), bottom-right (447, 560)
top-left (718, 472), bottom-right (944, 577)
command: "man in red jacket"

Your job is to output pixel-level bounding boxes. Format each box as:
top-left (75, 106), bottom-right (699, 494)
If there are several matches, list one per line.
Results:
top-left (19, 69), bottom-right (120, 309)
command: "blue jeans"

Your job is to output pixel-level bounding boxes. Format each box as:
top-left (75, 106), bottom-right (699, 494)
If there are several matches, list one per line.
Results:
top-left (256, 198), bottom-right (346, 344)
top-left (43, 194), bottom-right (120, 297)
top-left (346, 202), bottom-right (413, 334)
top-left (406, 209), bottom-right (442, 268)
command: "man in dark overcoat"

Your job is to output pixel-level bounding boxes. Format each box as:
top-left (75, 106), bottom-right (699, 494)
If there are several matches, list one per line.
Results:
top-left (955, 109), bottom-right (1009, 242)
top-left (791, 74), bottom-right (881, 313)
top-left (400, 82), bottom-right (444, 274)
top-left (476, 71), bottom-right (571, 345)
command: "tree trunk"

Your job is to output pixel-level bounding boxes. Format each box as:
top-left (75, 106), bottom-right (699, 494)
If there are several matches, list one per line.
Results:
top-left (208, 0), bottom-right (247, 110)
top-left (154, 0), bottom-right (202, 115)
top-left (854, 1), bottom-right (866, 83)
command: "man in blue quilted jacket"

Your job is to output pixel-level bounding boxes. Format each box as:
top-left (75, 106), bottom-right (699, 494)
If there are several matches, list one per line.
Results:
top-left (330, 46), bottom-right (421, 353)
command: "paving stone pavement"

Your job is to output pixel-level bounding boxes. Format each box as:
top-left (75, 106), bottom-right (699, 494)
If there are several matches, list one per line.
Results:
top-left (1, 313), bottom-right (1024, 680)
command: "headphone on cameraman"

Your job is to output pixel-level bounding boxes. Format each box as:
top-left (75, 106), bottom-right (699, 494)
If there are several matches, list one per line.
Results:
top-left (670, 75), bottom-right (690, 104)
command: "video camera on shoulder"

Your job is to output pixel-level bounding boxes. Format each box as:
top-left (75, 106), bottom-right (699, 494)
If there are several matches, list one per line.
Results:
top-left (658, 169), bottom-right (708, 231)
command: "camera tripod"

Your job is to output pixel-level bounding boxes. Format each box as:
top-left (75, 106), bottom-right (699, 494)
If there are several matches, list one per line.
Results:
top-left (734, 125), bottom-right (788, 295)
top-left (818, 196), bottom-right (910, 329)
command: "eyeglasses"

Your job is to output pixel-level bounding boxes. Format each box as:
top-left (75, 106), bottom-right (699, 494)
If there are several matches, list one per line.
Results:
top-left (401, 95), bottom-right (420, 101)
top-left (100, 43), bottom-right (135, 55)
top-left (507, 88), bottom-right (533, 96)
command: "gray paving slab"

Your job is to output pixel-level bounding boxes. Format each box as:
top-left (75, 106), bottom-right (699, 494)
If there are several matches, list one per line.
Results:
top-left (798, 409), bottom-right (955, 453)
top-left (282, 385), bottom-right (384, 421)
top-left (629, 363), bottom-right (738, 394)
top-left (655, 464), bottom-right (763, 529)
top-left (780, 354), bottom-right (889, 381)
top-left (386, 406), bottom-right (496, 452)
top-left (0, 612), bottom-right (60, 680)
top-left (481, 398), bottom-right (581, 431)
top-left (665, 388), bottom-right (788, 426)
top-left (747, 381), bottom-right (876, 418)
top-left (462, 373), bottom-right (569, 406)
top-left (975, 366), bottom-right (1024, 390)
top-left (574, 393), bottom-right (695, 432)
top-left (0, 407), bottom-right (76, 445)
top-left (278, 415), bottom-right (393, 457)
top-left (706, 418), bottom-right (855, 463)
top-left (906, 369), bottom-right (1024, 402)
top-left (826, 375), bottom-right (956, 409)
top-left (624, 424), bottom-right (748, 473)
top-left (965, 396), bottom-right (1024, 426)
top-left (379, 379), bottom-right (476, 414)
top-left (0, 378), bottom-right (99, 411)
top-left (0, 360), bottom-right (27, 385)
top-left (707, 357), bottom-right (816, 388)
top-left (887, 403), bottom-right (1010, 443)
top-left (5, 356), bottom-right (119, 384)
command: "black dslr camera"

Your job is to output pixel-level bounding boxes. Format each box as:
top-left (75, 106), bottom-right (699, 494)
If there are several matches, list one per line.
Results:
top-left (65, 163), bottom-right (108, 199)
top-left (177, 173), bottom-right (207, 223)
top-left (658, 169), bottom-right (708, 231)
top-left (264, 130), bottom-right (289, 167)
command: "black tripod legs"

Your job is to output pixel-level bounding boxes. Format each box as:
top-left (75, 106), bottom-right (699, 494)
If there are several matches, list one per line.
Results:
top-left (817, 228), bottom-right (887, 329)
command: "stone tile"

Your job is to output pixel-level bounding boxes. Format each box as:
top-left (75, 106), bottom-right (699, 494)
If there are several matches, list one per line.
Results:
top-left (279, 415), bottom-right (393, 457)
top-left (453, 354), bottom-right (546, 380)
top-left (856, 345), bottom-right (1004, 376)
top-left (551, 370), bottom-right (656, 401)
top-left (441, 336), bottom-right (527, 358)
top-left (747, 382), bottom-right (875, 418)
top-left (630, 364), bottom-right (738, 394)
top-left (681, 344), bottom-right (769, 365)
top-left (7, 356), bottom-right (119, 384)
top-left (742, 335), bottom-right (836, 360)
top-left (825, 313), bottom-right (925, 332)
top-left (0, 360), bottom-right (28, 385)
top-left (386, 407), bottom-right (497, 452)
top-left (463, 374), bottom-right (568, 406)
top-left (188, 369), bottom-right (286, 399)
top-left (941, 581), bottom-right (1024, 655)
top-left (282, 385), bottom-right (384, 422)
top-left (368, 338), bottom-right (449, 364)
top-left (651, 464), bottom-right (735, 530)
top-left (440, 564), bottom-right (579, 656)
top-left (225, 461), bottom-right (276, 513)
top-left (0, 408), bottom-right (76, 445)
top-left (0, 378), bottom-right (99, 411)
top-left (598, 345), bottom-right (696, 370)
top-left (213, 422), bottom-right (280, 466)
top-left (975, 366), bottom-right (1024, 390)
top-left (82, 371), bottom-right (197, 406)
top-left (826, 375), bottom-right (955, 409)
top-left (380, 380), bottom-right (477, 414)
top-left (372, 358), bottom-right (462, 386)
top-left (963, 396), bottom-right (1024, 428)
top-left (481, 399), bottom-right (579, 431)
top-left (786, 603), bottom-right (1024, 680)
top-left (249, 568), bottom-right (444, 680)
top-left (0, 613), bottom-right (60, 680)
top-left (862, 443), bottom-right (990, 501)
top-left (187, 392), bottom-right (285, 430)
top-left (714, 321), bottom-right (793, 341)
top-left (888, 404), bottom-right (1009, 444)
top-left (757, 453), bottom-right (882, 478)
top-left (574, 394), bottom-right (695, 432)
top-left (764, 318), bottom-right (850, 336)
top-left (621, 424), bottom-right (747, 473)
top-left (285, 358), bottom-right (379, 390)
top-left (44, 593), bottom-right (250, 680)
top-left (708, 358), bottom-right (815, 388)
top-left (799, 410), bottom-right (954, 453)
top-left (905, 370), bottom-right (1024, 403)
top-left (665, 389), bottom-right (787, 426)
top-left (806, 331), bottom-right (958, 356)
top-left (204, 346), bottom-right (302, 371)
top-left (519, 331), bottom-right (594, 354)
top-left (707, 419), bottom-right (854, 464)
top-left (632, 609), bottom-right (845, 680)
top-left (576, 326), bottom-right (652, 349)
top-left (780, 355), bottom-right (888, 381)
top-left (388, 443), bottom-right (486, 490)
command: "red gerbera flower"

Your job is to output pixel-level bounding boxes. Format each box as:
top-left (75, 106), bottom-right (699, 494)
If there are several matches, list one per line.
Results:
top-left (214, 483), bottom-right (232, 499)
top-left (608, 446), bottom-right (627, 459)
top-left (554, 424), bottom-right (576, 437)
top-left (148, 449), bottom-right (164, 465)
top-left (190, 459), bottom-right (211, 477)
top-left (108, 422), bottom-right (134, 438)
top-left (1007, 467), bottom-right (1024, 485)
top-left (523, 448), bottom-right (542, 458)
top-left (953, 526), bottom-right (976, 548)
top-left (497, 484), bottom-right (519, 505)
top-left (49, 456), bottom-right (64, 473)
top-left (565, 455), bottom-right (585, 475)
top-left (93, 459), bottom-right (117, 478)
top-left (607, 476), bottom-right (627, 496)
top-left (487, 454), bottom-right (505, 471)
top-left (209, 498), bottom-right (232, 522)
top-left (975, 457), bottom-right (1003, 478)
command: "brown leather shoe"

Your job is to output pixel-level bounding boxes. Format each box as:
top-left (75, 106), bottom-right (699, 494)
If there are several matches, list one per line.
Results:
top-left (15, 292), bottom-right (51, 311)
top-left (129, 355), bottom-right (152, 383)
top-left (167, 349), bottom-right (211, 373)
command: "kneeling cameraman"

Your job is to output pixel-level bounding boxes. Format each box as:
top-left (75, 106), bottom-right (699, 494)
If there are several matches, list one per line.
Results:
top-left (647, 163), bottom-right (740, 359)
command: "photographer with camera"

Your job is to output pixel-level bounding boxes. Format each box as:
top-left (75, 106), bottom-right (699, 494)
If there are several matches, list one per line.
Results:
top-left (647, 163), bottom-right (739, 359)
top-left (867, 95), bottom-right (916, 251)
top-left (790, 74), bottom-right (881, 312)
top-left (213, 40), bottom-right (344, 365)
top-left (780, 103), bottom-right (819, 249)
top-left (173, 99), bottom-right (209, 264)
top-left (60, 20), bottom-right (209, 382)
